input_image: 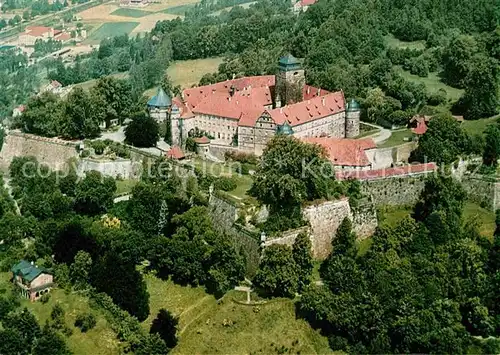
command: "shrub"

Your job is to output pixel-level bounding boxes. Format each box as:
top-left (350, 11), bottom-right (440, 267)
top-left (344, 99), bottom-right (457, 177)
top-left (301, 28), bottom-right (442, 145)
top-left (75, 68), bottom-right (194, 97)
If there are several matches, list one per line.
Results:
top-left (75, 312), bottom-right (97, 332)
top-left (40, 293), bottom-right (51, 304)
top-left (427, 89), bottom-right (447, 106)
top-left (92, 140), bottom-right (106, 155)
top-left (214, 176), bottom-right (237, 192)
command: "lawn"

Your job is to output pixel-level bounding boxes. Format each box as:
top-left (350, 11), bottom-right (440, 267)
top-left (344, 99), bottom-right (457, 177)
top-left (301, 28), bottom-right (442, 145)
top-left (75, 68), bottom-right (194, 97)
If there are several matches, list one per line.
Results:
top-left (88, 22), bottom-right (139, 41)
top-left (462, 115), bottom-right (499, 135)
top-left (397, 69), bottom-right (464, 102)
top-left (378, 129), bottom-right (414, 148)
top-left (357, 122), bottom-right (380, 138)
top-left (72, 72), bottom-right (129, 91)
top-left (161, 4), bottom-right (196, 15)
top-left (166, 57), bottom-right (224, 88)
top-left (0, 273), bottom-right (120, 355)
top-left (110, 8), bottom-right (152, 17)
top-left (115, 179), bottom-right (138, 196)
top-left (385, 34), bottom-right (426, 50)
top-left (379, 202), bottom-right (496, 239)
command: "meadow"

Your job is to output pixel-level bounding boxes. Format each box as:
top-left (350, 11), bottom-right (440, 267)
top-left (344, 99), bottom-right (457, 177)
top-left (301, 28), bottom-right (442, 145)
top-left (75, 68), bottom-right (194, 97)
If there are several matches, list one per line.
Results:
top-left (88, 22), bottom-right (139, 41)
top-left (166, 57), bottom-right (224, 88)
top-left (379, 202), bottom-right (496, 239)
top-left (377, 128), bottom-right (414, 148)
top-left (110, 8), bottom-right (152, 18)
top-left (143, 274), bottom-right (331, 354)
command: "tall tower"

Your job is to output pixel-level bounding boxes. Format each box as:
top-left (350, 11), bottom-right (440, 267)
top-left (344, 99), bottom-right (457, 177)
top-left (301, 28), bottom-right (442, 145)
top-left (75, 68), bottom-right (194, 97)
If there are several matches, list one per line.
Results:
top-left (276, 54), bottom-right (305, 106)
top-left (147, 87), bottom-right (174, 144)
top-left (345, 98), bottom-right (361, 138)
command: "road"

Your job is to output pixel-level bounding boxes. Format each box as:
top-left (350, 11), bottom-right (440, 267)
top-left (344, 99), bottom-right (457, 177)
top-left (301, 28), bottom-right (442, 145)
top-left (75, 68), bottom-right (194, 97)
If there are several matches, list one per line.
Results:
top-left (362, 122), bottom-right (392, 144)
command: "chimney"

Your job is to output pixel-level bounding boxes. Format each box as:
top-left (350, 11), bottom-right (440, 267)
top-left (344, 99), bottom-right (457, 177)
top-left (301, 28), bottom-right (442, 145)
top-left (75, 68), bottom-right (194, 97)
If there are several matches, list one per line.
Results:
top-left (280, 108), bottom-right (283, 113)
top-left (307, 86), bottom-right (310, 95)
top-left (322, 97), bottom-right (325, 106)
top-left (228, 97), bottom-right (231, 102)
top-left (317, 89), bottom-right (321, 96)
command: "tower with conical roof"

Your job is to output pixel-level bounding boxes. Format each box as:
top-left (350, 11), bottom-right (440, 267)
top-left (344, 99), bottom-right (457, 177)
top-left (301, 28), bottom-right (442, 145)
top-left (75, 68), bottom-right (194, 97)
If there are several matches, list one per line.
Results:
top-left (276, 54), bottom-right (305, 107)
top-left (147, 87), bottom-right (172, 122)
top-left (345, 98), bottom-right (361, 138)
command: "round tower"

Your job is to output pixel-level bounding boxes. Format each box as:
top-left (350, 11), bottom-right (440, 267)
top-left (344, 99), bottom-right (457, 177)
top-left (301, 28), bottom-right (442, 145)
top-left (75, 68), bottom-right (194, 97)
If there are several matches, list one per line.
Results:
top-left (345, 98), bottom-right (361, 138)
top-left (147, 87), bottom-right (172, 123)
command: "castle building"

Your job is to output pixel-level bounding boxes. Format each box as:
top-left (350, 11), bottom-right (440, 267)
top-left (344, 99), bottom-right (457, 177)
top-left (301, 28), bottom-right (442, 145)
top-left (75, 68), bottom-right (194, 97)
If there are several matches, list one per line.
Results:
top-left (148, 54), bottom-right (360, 155)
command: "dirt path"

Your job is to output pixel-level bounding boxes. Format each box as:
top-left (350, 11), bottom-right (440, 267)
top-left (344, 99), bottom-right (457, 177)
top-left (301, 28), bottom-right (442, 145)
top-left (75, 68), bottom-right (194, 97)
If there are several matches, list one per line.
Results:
top-left (178, 295), bottom-right (214, 335)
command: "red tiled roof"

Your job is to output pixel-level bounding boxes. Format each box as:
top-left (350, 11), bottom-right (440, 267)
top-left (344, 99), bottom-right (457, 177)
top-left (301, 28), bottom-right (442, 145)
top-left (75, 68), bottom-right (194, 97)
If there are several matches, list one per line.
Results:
top-left (193, 136), bottom-right (210, 144)
top-left (24, 26), bottom-right (52, 37)
top-left (412, 121), bottom-right (428, 135)
top-left (55, 32), bottom-right (71, 41)
top-left (303, 137), bottom-right (376, 167)
top-left (269, 91), bottom-right (345, 127)
top-left (303, 85), bottom-right (329, 100)
top-left (336, 163), bottom-right (437, 181)
top-left (191, 93), bottom-right (263, 120)
top-left (166, 145), bottom-right (185, 160)
top-left (183, 75), bottom-right (275, 109)
top-left (300, 0), bottom-right (316, 6)
top-left (172, 97), bottom-right (194, 119)
top-left (51, 80), bottom-right (62, 88)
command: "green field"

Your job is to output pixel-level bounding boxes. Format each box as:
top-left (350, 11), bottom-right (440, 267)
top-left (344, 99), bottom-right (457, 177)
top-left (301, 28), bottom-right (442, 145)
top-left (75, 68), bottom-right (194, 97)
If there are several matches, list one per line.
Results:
top-left (462, 115), bottom-right (499, 135)
top-left (115, 179), bottom-right (138, 196)
top-left (89, 22), bottom-right (139, 41)
top-left (385, 35), bottom-right (426, 50)
top-left (110, 8), bottom-right (152, 17)
top-left (162, 4), bottom-right (196, 15)
top-left (378, 129), bottom-right (414, 148)
top-left (397, 69), bottom-right (464, 102)
top-left (379, 202), bottom-right (496, 239)
top-left (0, 273), bottom-right (119, 355)
top-left (144, 274), bottom-right (331, 354)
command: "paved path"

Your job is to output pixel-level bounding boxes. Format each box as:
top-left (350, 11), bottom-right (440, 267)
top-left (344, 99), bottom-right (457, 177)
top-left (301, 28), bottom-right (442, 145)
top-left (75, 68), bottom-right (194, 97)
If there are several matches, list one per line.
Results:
top-left (113, 194), bottom-right (131, 203)
top-left (362, 122), bottom-right (392, 144)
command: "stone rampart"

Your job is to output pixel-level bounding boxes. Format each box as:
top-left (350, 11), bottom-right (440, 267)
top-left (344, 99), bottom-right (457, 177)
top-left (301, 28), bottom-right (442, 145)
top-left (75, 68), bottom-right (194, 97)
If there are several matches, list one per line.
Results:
top-left (302, 199), bottom-right (353, 259)
top-left (78, 158), bottom-right (142, 179)
top-left (461, 175), bottom-right (500, 211)
top-left (0, 131), bottom-right (79, 171)
top-left (361, 175), bottom-right (427, 206)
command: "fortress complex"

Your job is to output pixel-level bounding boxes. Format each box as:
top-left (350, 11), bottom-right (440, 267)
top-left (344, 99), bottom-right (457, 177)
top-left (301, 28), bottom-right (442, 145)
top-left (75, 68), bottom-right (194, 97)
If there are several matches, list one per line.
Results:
top-left (148, 54), bottom-right (361, 156)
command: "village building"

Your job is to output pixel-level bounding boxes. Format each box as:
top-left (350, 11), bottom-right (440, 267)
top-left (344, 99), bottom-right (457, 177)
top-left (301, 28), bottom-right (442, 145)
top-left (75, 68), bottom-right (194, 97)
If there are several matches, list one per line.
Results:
top-left (148, 54), bottom-right (360, 156)
top-left (19, 26), bottom-right (71, 46)
top-left (43, 80), bottom-right (64, 95)
top-left (120, 0), bottom-right (149, 7)
top-left (292, 0), bottom-right (317, 13)
top-left (12, 104), bottom-right (25, 118)
top-left (11, 260), bottom-right (53, 301)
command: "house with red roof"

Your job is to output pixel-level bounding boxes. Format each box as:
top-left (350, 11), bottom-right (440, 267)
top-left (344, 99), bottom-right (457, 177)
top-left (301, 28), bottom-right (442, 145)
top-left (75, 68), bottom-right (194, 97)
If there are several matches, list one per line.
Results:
top-left (43, 80), bottom-right (64, 95)
top-left (19, 26), bottom-right (71, 46)
top-left (293, 0), bottom-right (317, 13)
top-left (147, 55), bottom-right (361, 156)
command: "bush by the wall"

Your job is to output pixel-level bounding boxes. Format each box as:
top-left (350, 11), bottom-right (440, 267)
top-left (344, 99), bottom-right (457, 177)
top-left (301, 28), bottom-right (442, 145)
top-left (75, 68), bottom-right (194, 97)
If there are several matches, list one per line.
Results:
top-left (214, 176), bottom-right (238, 192)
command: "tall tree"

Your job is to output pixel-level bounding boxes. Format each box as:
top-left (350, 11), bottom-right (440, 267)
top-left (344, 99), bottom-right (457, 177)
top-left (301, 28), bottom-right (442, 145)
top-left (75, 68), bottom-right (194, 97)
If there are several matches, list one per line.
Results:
top-left (460, 54), bottom-right (499, 120)
top-left (253, 244), bottom-right (298, 298)
top-left (125, 111), bottom-right (159, 148)
top-left (74, 171), bottom-right (116, 216)
top-left (292, 232), bottom-right (313, 292)
top-left (482, 123), bottom-right (500, 167)
top-left (150, 309), bottom-right (179, 350)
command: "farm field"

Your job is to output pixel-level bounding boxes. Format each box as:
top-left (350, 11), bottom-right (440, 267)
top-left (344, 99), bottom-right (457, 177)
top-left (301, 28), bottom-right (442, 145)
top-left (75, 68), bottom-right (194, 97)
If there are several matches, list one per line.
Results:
top-left (110, 8), bottom-right (152, 18)
top-left (88, 22), bottom-right (139, 42)
top-left (161, 3), bottom-right (196, 15)
top-left (0, 273), bottom-right (120, 355)
top-left (143, 274), bottom-right (331, 354)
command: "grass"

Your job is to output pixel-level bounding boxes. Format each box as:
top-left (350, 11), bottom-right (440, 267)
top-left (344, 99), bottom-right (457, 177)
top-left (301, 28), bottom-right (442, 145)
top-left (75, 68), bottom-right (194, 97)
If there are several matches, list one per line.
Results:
top-left (161, 4), bottom-right (196, 15)
top-left (379, 202), bottom-right (496, 239)
top-left (357, 237), bottom-right (373, 256)
top-left (462, 115), bottom-right (499, 136)
top-left (357, 123), bottom-right (380, 138)
top-left (110, 8), bottom-right (152, 18)
top-left (166, 57), bottom-right (224, 88)
top-left (397, 69), bottom-right (464, 102)
top-left (115, 179), bottom-right (137, 196)
top-left (72, 72), bottom-right (129, 91)
top-left (0, 273), bottom-right (120, 355)
top-left (88, 22), bottom-right (139, 41)
top-left (377, 129), bottom-right (414, 148)
top-left (385, 34), bottom-right (426, 50)
top-left (143, 273), bottom-right (213, 332)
